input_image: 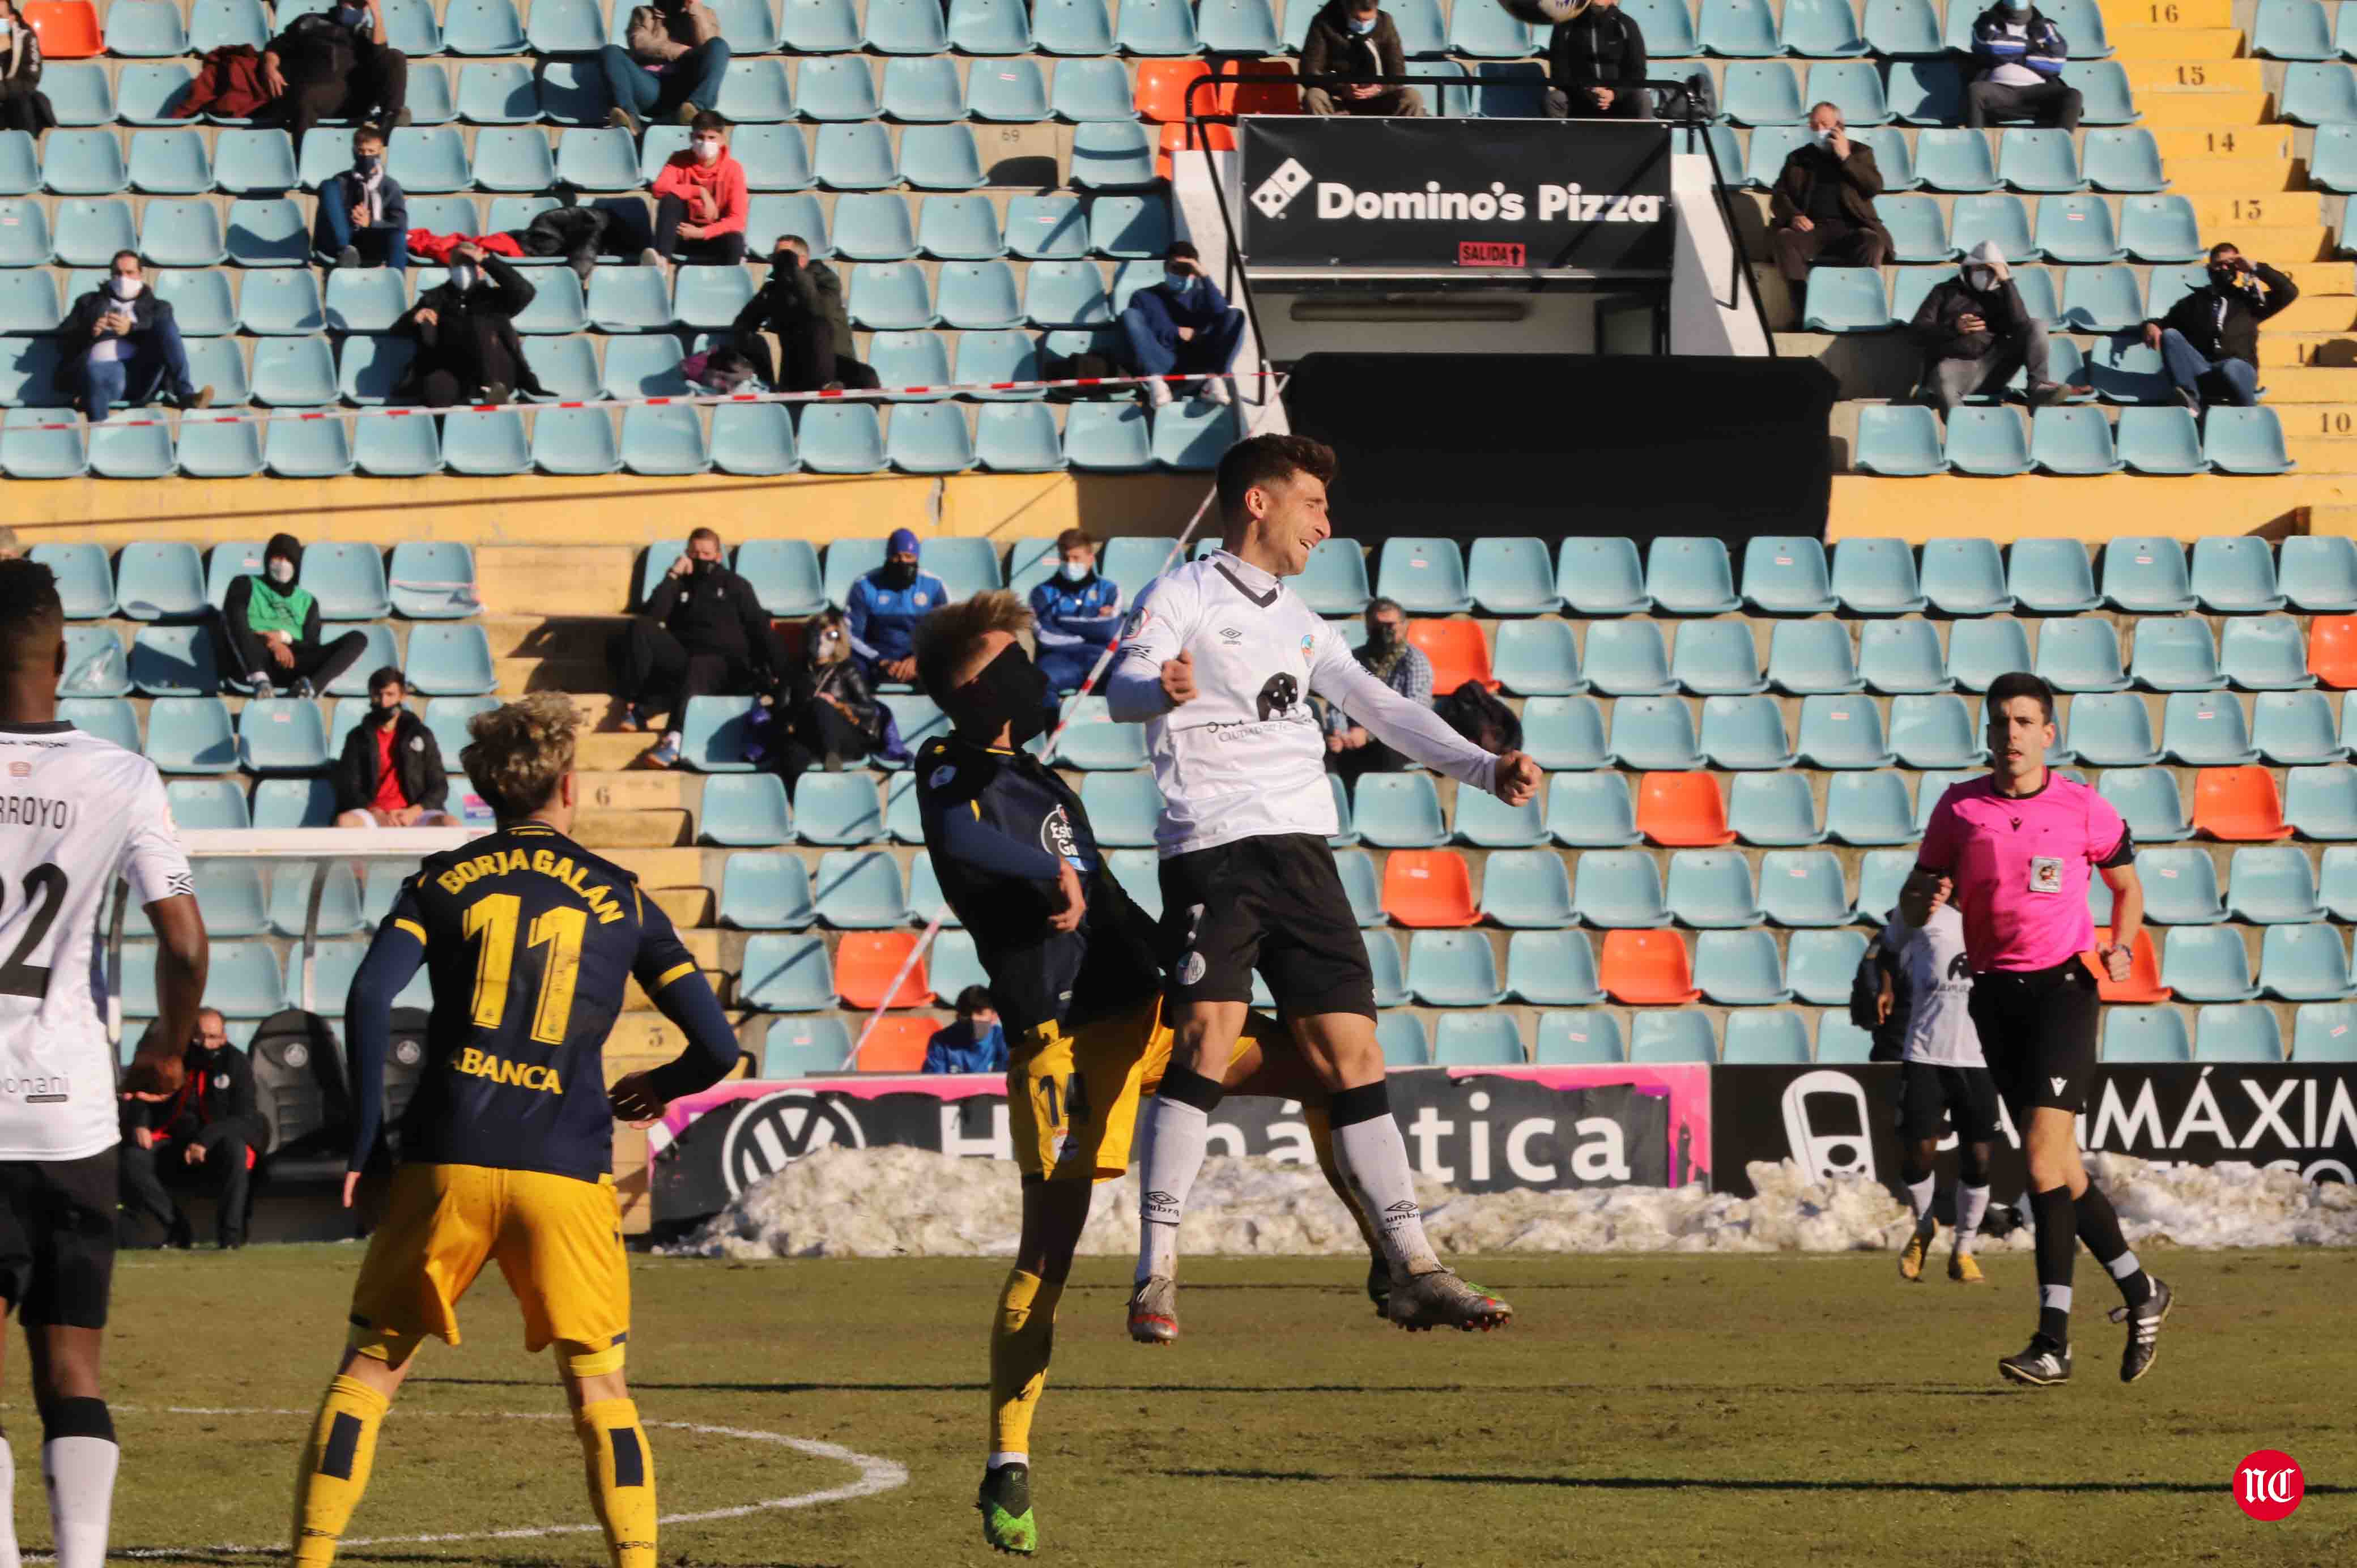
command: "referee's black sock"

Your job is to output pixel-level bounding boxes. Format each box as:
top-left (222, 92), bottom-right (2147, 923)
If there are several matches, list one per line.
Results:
top-left (2074, 1181), bottom-right (2155, 1306)
top-left (2030, 1186), bottom-right (2077, 1347)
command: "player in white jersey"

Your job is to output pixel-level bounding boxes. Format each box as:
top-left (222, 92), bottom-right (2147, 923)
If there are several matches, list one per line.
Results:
top-left (1875, 898), bottom-right (1999, 1285)
top-left (1106, 433), bottom-right (1541, 1339)
top-left (0, 558), bottom-right (207, 1568)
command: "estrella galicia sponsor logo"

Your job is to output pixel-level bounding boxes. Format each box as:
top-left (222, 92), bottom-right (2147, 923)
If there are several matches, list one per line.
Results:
top-left (720, 1090), bottom-right (868, 1198)
top-left (1040, 803), bottom-right (1080, 863)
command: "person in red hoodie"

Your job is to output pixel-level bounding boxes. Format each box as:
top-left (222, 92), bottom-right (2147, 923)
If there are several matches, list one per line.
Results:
top-left (644, 109), bottom-right (747, 271)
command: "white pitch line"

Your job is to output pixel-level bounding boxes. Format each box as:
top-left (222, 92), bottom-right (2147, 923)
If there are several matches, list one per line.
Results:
top-left (91, 1407), bottom-right (907, 1558)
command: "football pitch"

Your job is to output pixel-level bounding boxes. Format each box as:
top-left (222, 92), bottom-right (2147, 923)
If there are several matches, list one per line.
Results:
top-left (62, 1245), bottom-right (2357, 1566)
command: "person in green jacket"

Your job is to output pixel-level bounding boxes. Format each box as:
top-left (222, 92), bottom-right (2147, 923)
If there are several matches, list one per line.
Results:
top-left (218, 533), bottom-right (371, 698)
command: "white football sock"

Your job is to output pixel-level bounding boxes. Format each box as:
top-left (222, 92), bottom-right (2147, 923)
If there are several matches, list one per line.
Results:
top-left (0, 1437), bottom-right (18, 1568)
top-left (1332, 1113), bottom-right (1439, 1284)
top-left (1955, 1184), bottom-right (1992, 1256)
top-left (1135, 1097), bottom-right (1208, 1284)
top-left (1906, 1175), bottom-right (1937, 1234)
top-left (42, 1437), bottom-right (116, 1568)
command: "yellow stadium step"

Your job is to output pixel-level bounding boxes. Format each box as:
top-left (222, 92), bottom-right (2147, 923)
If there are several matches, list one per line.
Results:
top-left (2188, 192), bottom-right (2325, 229)
top-left (2185, 225), bottom-right (2338, 261)
top-left (2258, 335), bottom-right (2357, 369)
top-left (481, 615), bottom-right (618, 662)
top-left (2108, 25), bottom-right (2243, 58)
top-left (2281, 404), bottom-right (2357, 440)
top-left (577, 769), bottom-right (691, 814)
top-left (605, 1012), bottom-right (754, 1066)
top-left (492, 656), bottom-right (605, 697)
top-left (2162, 157), bottom-right (2299, 193)
top-left (650, 885), bottom-right (716, 928)
top-left (574, 808), bottom-right (692, 850)
top-left (2137, 90), bottom-right (2269, 125)
top-left (2281, 262), bottom-right (2357, 295)
top-left (2284, 435), bottom-right (2357, 468)
top-left (2238, 365), bottom-right (2357, 400)
top-left (2125, 57), bottom-right (2266, 95)
top-left (2096, 0), bottom-right (2233, 28)
top-left (2154, 126), bottom-right (2295, 161)
top-left (578, 731), bottom-right (670, 772)
top-left (1830, 472), bottom-right (2353, 540)
top-left (604, 847), bottom-right (706, 888)
top-left (2313, 503), bottom-right (2357, 534)
top-left (478, 545), bottom-right (636, 617)
top-left (2260, 295), bottom-right (2357, 331)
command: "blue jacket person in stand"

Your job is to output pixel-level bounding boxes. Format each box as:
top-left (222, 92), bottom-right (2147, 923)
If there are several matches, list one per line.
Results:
top-left (1118, 241), bottom-right (1245, 410)
top-left (1026, 529), bottom-right (1124, 722)
top-left (923, 987), bottom-right (1010, 1074)
top-left (845, 527), bottom-right (950, 687)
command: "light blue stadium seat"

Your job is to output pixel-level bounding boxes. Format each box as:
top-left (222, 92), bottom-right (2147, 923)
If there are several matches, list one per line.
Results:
top-left (126, 625), bottom-right (216, 697)
top-left (1352, 773), bottom-right (1448, 850)
top-left (2269, 921), bottom-right (2355, 1000)
top-left (263, 419), bottom-right (353, 479)
top-left (1453, 781), bottom-right (1547, 854)
top-left (884, 403), bottom-right (973, 473)
top-left (2163, 690), bottom-right (2257, 766)
top-left (1852, 403), bottom-right (1944, 475)
top-left (705, 58), bottom-right (796, 123)
top-left (322, 269), bottom-right (409, 336)
top-left (2007, 538), bottom-right (2098, 612)
top-left (114, 541), bottom-right (208, 623)
top-left (1739, 536), bottom-right (1833, 615)
top-left (2188, 1004), bottom-right (2284, 1064)
top-left (1856, 620), bottom-right (1946, 694)
top-left (1465, 537), bottom-right (1560, 616)
top-left (1781, 0), bottom-right (1868, 53)
top-left (1361, 1012), bottom-right (1424, 1067)
top-left (2315, 123), bottom-right (2357, 193)
top-left (2162, 927), bottom-right (2260, 1003)
top-left (381, 126), bottom-right (470, 193)
top-left (242, 776), bottom-right (333, 829)
top-left (1788, 928), bottom-right (1868, 1008)
top-left (2273, 539), bottom-right (2357, 617)
top-left (400, 61), bottom-right (461, 123)
top-left (1998, 128), bottom-right (2083, 193)
top-left (0, 272), bottom-right (55, 336)
top-left (0, 134), bottom-right (33, 198)
top-left (42, 130), bottom-right (126, 196)
top-left (2201, 407), bottom-right (2295, 476)
top-left (2282, 60), bottom-right (2357, 123)
top-left (729, 125), bottom-right (814, 191)
top-left (905, 855), bottom-right (959, 927)
top-left (1742, 125), bottom-right (1810, 191)
top-left (1760, 848), bottom-right (1853, 927)
top-left (1943, 406), bottom-right (2030, 476)
top-left (1056, 400), bottom-right (1147, 469)
top-left (784, 772), bottom-right (879, 846)
top-left (2230, 845), bottom-right (2324, 926)
top-left (797, 56), bottom-right (881, 122)
top-left (858, 0), bottom-right (947, 52)
top-left (36, 543), bottom-right (114, 620)
top-left (2113, 194), bottom-right (2203, 264)
top-left (1728, 772), bottom-right (1824, 846)
top-left (2030, 617), bottom-right (2124, 697)
top-left (916, 195), bottom-right (1006, 261)
top-left (1721, 61), bottom-right (1804, 124)
top-left (621, 405), bottom-right (710, 477)
top-left (160, 778), bottom-right (247, 833)
top-left (1666, 848), bottom-right (1762, 929)
top-left (1759, 620), bottom-right (1854, 696)
top-left (1603, 694), bottom-right (1697, 772)
top-left (937, 259), bottom-right (1024, 329)
top-left (952, 329), bottom-right (1041, 400)
top-left (1830, 538), bottom-right (1926, 614)
top-left (457, 59), bottom-right (540, 123)
top-left (2057, 266), bottom-right (2143, 334)
top-left (223, 196), bottom-right (308, 267)
top-left (2103, 1005), bottom-right (2190, 1063)
top-left (738, 934), bottom-right (835, 1011)
top-left (1791, 692), bottom-right (1891, 768)
top-left (1021, 258), bottom-right (1112, 326)
top-left (845, 259), bottom-right (938, 331)
top-left (1949, 193), bottom-right (2037, 262)
top-left (266, 859), bottom-right (365, 939)
top-left (998, 193), bottom-right (1084, 259)
top-left (2287, 765), bottom-right (2357, 838)
top-left (1888, 692), bottom-right (1984, 768)
top-left (699, 773), bottom-right (795, 847)
top-left (1033, 0), bottom-right (1115, 52)
top-left (105, 0), bottom-right (190, 56)
top-left (1719, 1011), bottom-right (1812, 1063)
top-left (1545, 771), bottom-right (1639, 848)
top-left (1448, 0), bottom-right (1536, 54)
top-left (1372, 537), bottom-right (1469, 615)
top-left (335, 333), bottom-right (420, 408)
top-left (524, 0), bottom-right (605, 52)
top-left (2326, 846), bottom-right (2357, 922)
top-left (600, 333), bottom-right (690, 399)
top-left (123, 940), bottom-right (279, 1019)
top-left (58, 626), bottom-right (127, 698)
top-left (441, 0), bottom-right (527, 53)
top-left (1530, 1008), bottom-right (1622, 1064)
top-left (1101, 846), bottom-right (1163, 921)
top-left (866, 329), bottom-right (949, 395)
top-left (1426, 1013), bottom-right (1522, 1066)
top-left (1573, 848), bottom-right (1669, 929)
top-left (1407, 930), bottom-right (1505, 1007)
top-left (1869, 197), bottom-right (1947, 261)
top-left (950, 0), bottom-right (1033, 52)
top-left (1504, 929), bottom-right (1603, 1006)
top-left (50, 198), bottom-right (135, 269)
top-left (1852, 848), bottom-right (1914, 926)
top-left (1197, 0), bottom-right (1279, 49)
top-left (0, 199), bottom-right (50, 267)
top-left (2293, 1002), bottom-right (2357, 1061)
top-left (2220, 617), bottom-right (2312, 692)
top-left (2032, 193), bottom-right (2125, 263)
top-left (669, 264), bottom-right (756, 333)
top-left (691, 402), bottom-right (794, 477)
top-left (1479, 850), bottom-right (1575, 928)
top-left (188, 0), bottom-right (270, 50)
top-left (232, 696), bottom-right (326, 773)
top-left (528, 405), bottom-right (619, 475)
top-left (1045, 696), bottom-right (1141, 770)
top-left (2179, 538), bottom-right (2281, 618)
top-left (1630, 1011), bottom-right (1716, 1064)
top-left (57, 697), bottom-right (138, 755)
top-left (126, 129), bottom-right (212, 195)
top-left (1510, 696), bottom-right (1603, 773)
top-left (1671, 620), bottom-right (1767, 696)
top-left (760, 1015), bottom-right (849, 1075)
top-left (811, 850), bottom-right (910, 930)
top-left (238, 267), bottom-right (329, 338)
top-left (1073, 771), bottom-right (1160, 849)
top-left (2129, 616), bottom-right (2222, 693)
top-left (1699, 0), bottom-right (1779, 56)
top-left (1815, 1015), bottom-right (1877, 1062)
top-left (1807, 59), bottom-right (1890, 125)
top-left (1645, 538), bottom-right (1739, 616)
top-left (974, 403), bottom-right (1063, 471)
top-left (677, 694), bottom-right (761, 774)
top-left (1802, 266), bottom-right (1895, 332)
top-left (1585, 623), bottom-right (1673, 699)
top-left (2111, 406), bottom-right (2203, 475)
top-left (2058, 691), bottom-right (2156, 767)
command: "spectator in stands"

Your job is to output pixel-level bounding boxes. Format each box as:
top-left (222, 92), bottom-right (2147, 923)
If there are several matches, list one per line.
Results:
top-left (1965, 0), bottom-right (2080, 130)
top-left (602, 0), bottom-right (730, 135)
top-left (1299, 0), bottom-right (1424, 118)
top-left (732, 236), bottom-right (881, 393)
top-left (1544, 0), bottom-right (1651, 122)
top-left (334, 666), bottom-right (457, 829)
top-left (1909, 240), bottom-right (2077, 412)
top-left (1028, 528), bottom-right (1123, 719)
top-left (2144, 241), bottom-right (2299, 414)
top-left (61, 252), bottom-right (215, 424)
top-left (393, 241), bottom-right (544, 406)
top-left (314, 123), bottom-right (410, 274)
top-left (220, 532), bottom-right (372, 699)
top-left (845, 529), bottom-right (949, 687)
top-left (610, 527), bottom-right (782, 769)
top-left (118, 1008), bottom-right (269, 1251)
top-left (258, 0), bottom-right (410, 147)
top-left (641, 110), bottom-right (750, 272)
top-left (923, 987), bottom-right (1009, 1074)
top-left (1120, 241), bottom-right (1243, 410)
top-left (1323, 596), bottom-right (1431, 783)
top-left (682, 343), bottom-right (763, 395)
top-left (756, 608), bottom-right (887, 777)
top-left (1767, 103), bottom-right (1891, 291)
top-left (0, 0), bottom-right (48, 138)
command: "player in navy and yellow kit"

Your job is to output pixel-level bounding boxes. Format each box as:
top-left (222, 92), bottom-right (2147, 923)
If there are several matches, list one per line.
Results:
top-left (289, 694), bottom-right (739, 1568)
top-left (911, 592), bottom-right (1386, 1556)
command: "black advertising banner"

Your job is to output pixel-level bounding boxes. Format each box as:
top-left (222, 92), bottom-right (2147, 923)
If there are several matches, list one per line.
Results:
top-left (649, 1063), bottom-right (1709, 1227)
top-left (1712, 1064), bottom-right (2357, 1204)
top-left (1239, 116), bottom-right (1674, 274)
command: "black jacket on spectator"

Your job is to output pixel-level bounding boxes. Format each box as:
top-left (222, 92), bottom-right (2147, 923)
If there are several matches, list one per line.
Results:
top-left (0, 22), bottom-right (50, 135)
top-left (1300, 2), bottom-right (1406, 86)
top-left (1908, 273), bottom-right (2033, 361)
top-left (333, 706), bottom-right (450, 816)
top-left (790, 654), bottom-right (885, 749)
top-left (271, 12), bottom-right (358, 87)
top-left (734, 256), bottom-right (856, 363)
top-left (1770, 142), bottom-right (1891, 242)
top-left (646, 564), bottom-right (781, 672)
top-left (2148, 263), bottom-right (2299, 368)
top-left (151, 1041), bottom-right (271, 1156)
top-left (393, 252), bottom-right (547, 400)
top-left (1548, 5), bottom-right (1647, 92)
top-left (54, 283), bottom-right (178, 393)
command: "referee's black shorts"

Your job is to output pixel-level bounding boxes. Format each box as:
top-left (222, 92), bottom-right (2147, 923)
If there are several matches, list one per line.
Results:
top-left (1965, 957), bottom-right (2101, 1119)
top-left (1158, 833), bottom-right (1375, 1021)
top-left (0, 1151), bottom-right (118, 1328)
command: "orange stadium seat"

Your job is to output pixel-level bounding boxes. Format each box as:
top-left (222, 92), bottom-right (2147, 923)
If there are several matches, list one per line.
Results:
top-left (2092, 926), bottom-right (2170, 1004)
top-left (1224, 60), bottom-right (1300, 116)
top-left (835, 931), bottom-right (931, 1009)
top-left (1134, 59), bottom-right (1210, 122)
top-left (1381, 849), bottom-right (1479, 927)
top-left (1598, 930), bottom-right (1699, 1005)
top-left (1636, 772), bottom-right (1734, 846)
top-left (854, 1015), bottom-right (939, 1073)
top-left (2309, 615), bottom-right (2357, 688)
top-left (2192, 765), bottom-right (2292, 842)
top-left (1406, 617), bottom-right (1495, 693)
top-left (25, 1), bottom-right (101, 57)
top-left (1157, 120), bottom-right (1234, 180)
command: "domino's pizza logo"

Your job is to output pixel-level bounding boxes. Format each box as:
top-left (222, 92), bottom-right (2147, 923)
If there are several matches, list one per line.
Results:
top-left (1252, 157), bottom-right (1313, 220)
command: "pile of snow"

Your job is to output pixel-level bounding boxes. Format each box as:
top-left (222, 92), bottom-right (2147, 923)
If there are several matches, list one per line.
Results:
top-left (674, 1147), bottom-right (2357, 1260)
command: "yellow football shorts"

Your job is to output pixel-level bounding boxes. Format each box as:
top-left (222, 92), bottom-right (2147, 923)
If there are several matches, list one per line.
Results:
top-left (347, 1162), bottom-right (630, 1367)
top-left (1010, 995), bottom-right (1279, 1182)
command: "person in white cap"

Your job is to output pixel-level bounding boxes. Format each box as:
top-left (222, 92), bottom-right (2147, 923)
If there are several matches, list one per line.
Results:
top-left (1907, 239), bottom-right (2081, 413)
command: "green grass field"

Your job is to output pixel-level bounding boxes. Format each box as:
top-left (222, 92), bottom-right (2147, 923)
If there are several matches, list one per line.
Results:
top-left (51, 1245), bottom-right (2357, 1566)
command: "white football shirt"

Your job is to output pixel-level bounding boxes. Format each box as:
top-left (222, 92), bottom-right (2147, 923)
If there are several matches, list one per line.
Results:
top-left (1106, 550), bottom-right (1498, 857)
top-left (1879, 904), bottom-right (1986, 1069)
top-left (0, 721), bottom-right (192, 1160)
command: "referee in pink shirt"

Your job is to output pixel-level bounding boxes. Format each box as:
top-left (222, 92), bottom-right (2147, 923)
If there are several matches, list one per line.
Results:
top-left (1905, 672), bottom-right (2172, 1388)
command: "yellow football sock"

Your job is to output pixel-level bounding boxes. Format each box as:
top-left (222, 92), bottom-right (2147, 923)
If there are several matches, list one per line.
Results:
top-left (989, 1268), bottom-right (1064, 1459)
top-left (573, 1397), bottom-right (658, 1568)
top-left (291, 1375), bottom-right (390, 1567)
top-left (1305, 1108), bottom-right (1384, 1259)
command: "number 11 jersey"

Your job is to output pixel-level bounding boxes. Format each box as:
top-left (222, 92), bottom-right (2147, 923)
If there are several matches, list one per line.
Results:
top-left (0, 721), bottom-right (193, 1161)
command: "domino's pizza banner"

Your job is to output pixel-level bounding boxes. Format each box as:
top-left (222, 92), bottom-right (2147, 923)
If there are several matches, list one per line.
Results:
top-left (1237, 116), bottom-right (1674, 274)
top-left (1712, 1064), bottom-right (2357, 1206)
top-left (648, 1064), bottom-right (1710, 1227)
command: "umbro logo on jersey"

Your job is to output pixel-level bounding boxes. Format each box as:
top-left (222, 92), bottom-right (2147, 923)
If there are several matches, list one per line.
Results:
top-left (1219, 627), bottom-right (1243, 642)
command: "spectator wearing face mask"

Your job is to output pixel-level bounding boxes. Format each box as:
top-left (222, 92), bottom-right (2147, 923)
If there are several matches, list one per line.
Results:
top-left (1027, 528), bottom-right (1124, 719)
top-left (393, 240), bottom-right (545, 406)
top-left (603, 0), bottom-right (729, 135)
top-left (334, 667), bottom-right (457, 828)
top-left (924, 988), bottom-right (1009, 1075)
top-left (1909, 240), bottom-right (2079, 413)
top-left (1120, 241), bottom-right (1244, 410)
top-left (609, 527), bottom-right (783, 768)
top-left (1544, 0), bottom-right (1651, 121)
top-left (1966, 0), bottom-right (2080, 129)
top-left (219, 532), bottom-right (374, 699)
top-left (118, 1009), bottom-right (270, 1250)
top-left (60, 252), bottom-right (214, 423)
top-left (756, 608), bottom-right (887, 778)
top-left (258, 0), bottom-right (410, 147)
top-left (1323, 597), bottom-right (1432, 784)
top-left (0, 0), bottom-right (47, 138)
top-left (845, 529), bottom-right (951, 688)
top-left (2143, 241), bottom-right (2298, 415)
top-left (314, 123), bottom-right (409, 272)
top-left (1299, 0), bottom-right (1425, 118)
top-left (644, 109), bottom-right (748, 271)
top-left (681, 344), bottom-right (764, 395)
top-left (1768, 102), bottom-right (1892, 289)
top-left (731, 235), bottom-right (882, 393)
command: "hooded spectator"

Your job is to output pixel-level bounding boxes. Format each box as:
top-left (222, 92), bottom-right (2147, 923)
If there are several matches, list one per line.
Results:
top-left (1909, 240), bottom-right (2077, 413)
top-left (59, 252), bottom-right (214, 423)
top-left (644, 109), bottom-right (749, 268)
top-left (609, 527), bottom-right (784, 768)
top-left (218, 532), bottom-right (372, 699)
top-left (845, 528), bottom-right (950, 686)
top-left (1119, 242), bottom-right (1243, 410)
top-left (257, 0), bottom-right (409, 147)
top-left (334, 667), bottom-right (456, 828)
top-left (1300, 0), bottom-right (1424, 117)
top-left (732, 235), bottom-right (881, 393)
top-left (1545, 0), bottom-right (1650, 121)
top-left (393, 241), bottom-right (546, 406)
top-left (118, 1008), bottom-right (270, 1250)
top-left (602, 0), bottom-right (730, 134)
